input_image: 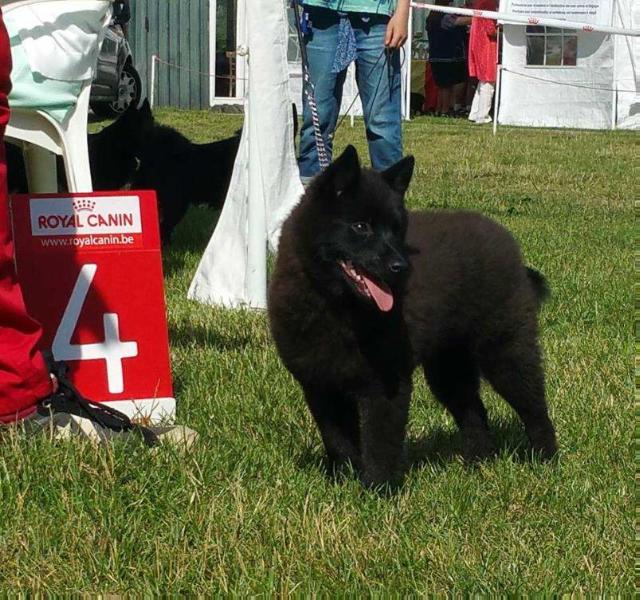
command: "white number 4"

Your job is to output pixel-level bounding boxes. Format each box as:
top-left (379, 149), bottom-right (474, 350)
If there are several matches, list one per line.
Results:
top-left (52, 264), bottom-right (138, 394)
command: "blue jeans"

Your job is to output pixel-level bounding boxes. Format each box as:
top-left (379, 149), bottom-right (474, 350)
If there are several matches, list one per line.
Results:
top-left (298, 7), bottom-right (403, 180)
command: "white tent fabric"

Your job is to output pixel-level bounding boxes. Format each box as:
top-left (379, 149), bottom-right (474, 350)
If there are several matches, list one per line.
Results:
top-left (615, 0), bottom-right (640, 129)
top-left (497, 0), bottom-right (638, 130)
top-left (188, 0), bottom-right (304, 308)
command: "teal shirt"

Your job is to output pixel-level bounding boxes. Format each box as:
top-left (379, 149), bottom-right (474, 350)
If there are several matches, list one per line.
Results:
top-left (302, 0), bottom-right (396, 16)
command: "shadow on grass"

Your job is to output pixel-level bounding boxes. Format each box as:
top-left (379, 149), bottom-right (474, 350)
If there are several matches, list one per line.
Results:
top-left (162, 207), bottom-right (221, 277)
top-left (295, 418), bottom-right (548, 490)
top-left (408, 419), bottom-right (548, 471)
top-left (168, 320), bottom-right (255, 352)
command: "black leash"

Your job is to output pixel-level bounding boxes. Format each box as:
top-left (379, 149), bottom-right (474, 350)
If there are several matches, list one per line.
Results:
top-left (41, 352), bottom-right (159, 446)
top-left (291, 0), bottom-right (330, 170)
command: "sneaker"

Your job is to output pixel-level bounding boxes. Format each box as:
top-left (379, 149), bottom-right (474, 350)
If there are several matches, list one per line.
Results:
top-left (12, 354), bottom-right (199, 450)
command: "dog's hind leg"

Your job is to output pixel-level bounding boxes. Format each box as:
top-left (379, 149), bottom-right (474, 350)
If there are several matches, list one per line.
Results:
top-left (304, 386), bottom-right (361, 472)
top-left (357, 379), bottom-right (411, 489)
top-left (423, 346), bottom-right (495, 461)
top-left (479, 334), bottom-right (557, 460)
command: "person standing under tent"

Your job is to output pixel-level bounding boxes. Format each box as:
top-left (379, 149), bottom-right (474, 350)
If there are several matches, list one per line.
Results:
top-left (467, 0), bottom-right (498, 124)
top-left (297, 0), bottom-right (411, 183)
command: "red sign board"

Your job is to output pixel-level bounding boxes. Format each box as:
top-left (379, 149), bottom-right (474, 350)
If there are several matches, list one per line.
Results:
top-left (9, 191), bottom-right (174, 420)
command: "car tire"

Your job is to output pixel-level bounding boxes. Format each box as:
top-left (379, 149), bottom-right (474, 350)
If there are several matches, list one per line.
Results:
top-left (92, 62), bottom-right (142, 118)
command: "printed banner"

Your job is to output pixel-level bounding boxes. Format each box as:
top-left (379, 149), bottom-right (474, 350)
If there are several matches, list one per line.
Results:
top-left (10, 191), bottom-right (174, 408)
top-left (502, 0), bottom-right (612, 26)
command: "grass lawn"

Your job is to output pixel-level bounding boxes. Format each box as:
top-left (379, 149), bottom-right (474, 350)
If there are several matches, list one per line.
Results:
top-left (0, 111), bottom-right (634, 594)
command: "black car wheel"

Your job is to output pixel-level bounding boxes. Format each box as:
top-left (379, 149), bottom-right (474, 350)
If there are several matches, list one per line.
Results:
top-left (92, 62), bottom-right (141, 117)
top-left (110, 62), bottom-right (142, 114)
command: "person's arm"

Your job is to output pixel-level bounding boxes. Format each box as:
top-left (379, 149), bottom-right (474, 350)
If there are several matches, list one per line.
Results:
top-left (385, 0), bottom-right (410, 48)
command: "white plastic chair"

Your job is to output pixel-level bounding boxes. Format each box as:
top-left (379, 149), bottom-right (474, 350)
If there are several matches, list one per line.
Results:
top-left (2, 0), bottom-right (112, 193)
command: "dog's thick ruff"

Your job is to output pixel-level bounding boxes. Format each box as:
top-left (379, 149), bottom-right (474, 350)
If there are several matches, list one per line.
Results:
top-left (268, 146), bottom-right (557, 488)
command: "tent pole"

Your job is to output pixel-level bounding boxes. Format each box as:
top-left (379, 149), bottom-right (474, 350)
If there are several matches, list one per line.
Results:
top-left (150, 54), bottom-right (157, 109)
top-left (245, 52), bottom-right (268, 308)
top-left (610, 0), bottom-right (618, 129)
top-left (493, 24), bottom-right (502, 135)
top-left (493, 65), bottom-right (501, 136)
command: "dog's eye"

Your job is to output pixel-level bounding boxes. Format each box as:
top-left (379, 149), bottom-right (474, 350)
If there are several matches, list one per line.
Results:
top-left (351, 222), bottom-right (372, 235)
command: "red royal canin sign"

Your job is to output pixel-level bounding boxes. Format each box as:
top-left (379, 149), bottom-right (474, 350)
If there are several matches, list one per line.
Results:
top-left (10, 191), bottom-right (175, 423)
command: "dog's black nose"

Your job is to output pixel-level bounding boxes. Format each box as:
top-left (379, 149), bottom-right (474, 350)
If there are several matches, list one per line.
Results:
top-left (388, 258), bottom-right (408, 274)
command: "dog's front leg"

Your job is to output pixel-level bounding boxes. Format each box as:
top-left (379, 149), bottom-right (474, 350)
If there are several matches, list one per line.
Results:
top-left (357, 379), bottom-right (411, 490)
top-left (303, 385), bottom-right (361, 471)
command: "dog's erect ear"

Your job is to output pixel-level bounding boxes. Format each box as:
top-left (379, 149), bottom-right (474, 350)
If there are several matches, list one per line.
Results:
top-left (321, 145), bottom-right (361, 195)
top-left (382, 155), bottom-right (415, 195)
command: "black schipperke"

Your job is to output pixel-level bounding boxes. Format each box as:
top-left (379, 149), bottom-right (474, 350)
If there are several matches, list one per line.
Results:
top-left (268, 145), bottom-right (557, 489)
top-left (133, 101), bottom-right (299, 244)
top-left (130, 99), bottom-right (240, 243)
top-left (89, 101), bottom-right (152, 190)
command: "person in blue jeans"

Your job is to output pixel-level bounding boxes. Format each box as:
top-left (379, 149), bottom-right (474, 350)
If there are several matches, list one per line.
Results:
top-left (298, 0), bottom-right (410, 182)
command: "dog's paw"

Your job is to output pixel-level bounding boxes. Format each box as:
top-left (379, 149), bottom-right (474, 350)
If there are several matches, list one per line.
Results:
top-left (461, 434), bottom-right (496, 463)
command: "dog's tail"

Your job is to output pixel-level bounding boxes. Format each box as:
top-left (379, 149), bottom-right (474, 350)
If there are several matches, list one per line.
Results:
top-left (526, 267), bottom-right (550, 308)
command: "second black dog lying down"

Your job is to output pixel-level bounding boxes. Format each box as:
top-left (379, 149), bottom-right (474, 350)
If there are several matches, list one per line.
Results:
top-left (129, 100), bottom-right (240, 243)
top-left (268, 146), bottom-right (558, 489)
top-left (88, 102), bottom-right (145, 191)
top-left (88, 99), bottom-right (240, 243)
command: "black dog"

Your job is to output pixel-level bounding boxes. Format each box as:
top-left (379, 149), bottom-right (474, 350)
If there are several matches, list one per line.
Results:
top-left (89, 102), bottom-right (149, 190)
top-left (5, 102), bottom-right (148, 194)
top-left (130, 99), bottom-right (240, 243)
top-left (133, 101), bottom-right (299, 243)
top-left (268, 146), bottom-right (557, 489)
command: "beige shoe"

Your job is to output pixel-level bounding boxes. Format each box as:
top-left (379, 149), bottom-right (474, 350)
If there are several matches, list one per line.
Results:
top-left (24, 411), bottom-right (198, 450)
top-left (13, 356), bottom-right (199, 449)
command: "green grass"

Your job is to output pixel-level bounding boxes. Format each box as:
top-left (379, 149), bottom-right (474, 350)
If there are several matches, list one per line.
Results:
top-left (1, 111), bottom-right (635, 594)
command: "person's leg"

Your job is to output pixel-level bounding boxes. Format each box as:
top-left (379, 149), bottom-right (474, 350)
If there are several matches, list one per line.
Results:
top-left (468, 83), bottom-right (481, 121)
top-left (353, 15), bottom-right (402, 171)
top-left (0, 9), bottom-right (52, 424)
top-left (441, 86), bottom-right (454, 114)
top-left (298, 8), bottom-right (347, 182)
top-left (474, 80), bottom-right (495, 123)
top-left (453, 79), bottom-right (466, 113)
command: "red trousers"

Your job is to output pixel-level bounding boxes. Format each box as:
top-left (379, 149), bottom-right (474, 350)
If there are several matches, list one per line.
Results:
top-left (0, 9), bottom-right (52, 423)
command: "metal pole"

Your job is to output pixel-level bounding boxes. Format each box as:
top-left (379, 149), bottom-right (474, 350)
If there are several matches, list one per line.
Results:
top-left (493, 25), bottom-right (502, 135)
top-left (244, 35), bottom-right (267, 308)
top-left (610, 0), bottom-right (617, 129)
top-left (150, 54), bottom-right (157, 108)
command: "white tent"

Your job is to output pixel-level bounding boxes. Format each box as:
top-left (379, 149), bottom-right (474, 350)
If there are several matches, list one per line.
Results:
top-left (188, 0), bottom-right (303, 308)
top-left (497, 0), bottom-right (639, 129)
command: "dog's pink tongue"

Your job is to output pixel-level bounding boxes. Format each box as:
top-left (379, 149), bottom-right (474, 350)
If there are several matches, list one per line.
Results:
top-left (362, 275), bottom-right (394, 312)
